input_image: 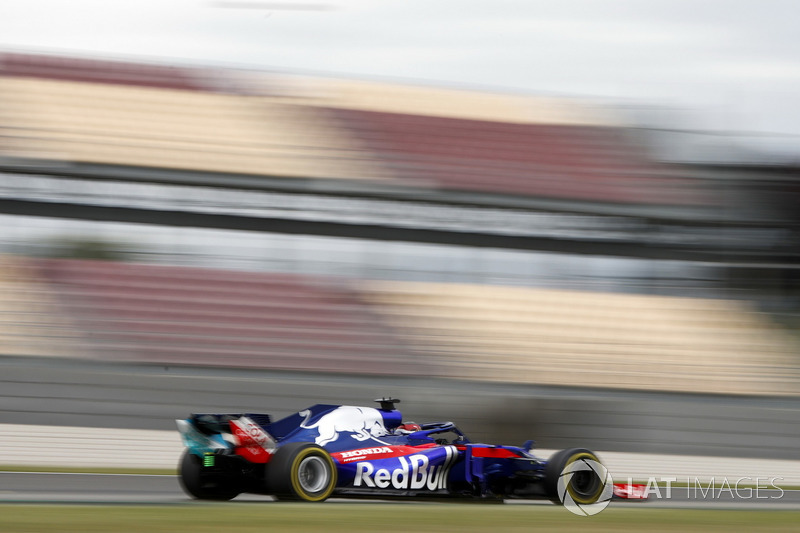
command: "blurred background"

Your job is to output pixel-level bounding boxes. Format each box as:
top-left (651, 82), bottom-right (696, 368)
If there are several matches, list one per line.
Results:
top-left (0, 1), bottom-right (799, 470)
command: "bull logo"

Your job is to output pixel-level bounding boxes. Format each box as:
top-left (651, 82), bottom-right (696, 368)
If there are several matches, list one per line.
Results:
top-left (299, 406), bottom-right (389, 446)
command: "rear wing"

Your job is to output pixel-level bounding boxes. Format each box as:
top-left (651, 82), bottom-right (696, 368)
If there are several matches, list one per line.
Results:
top-left (187, 413), bottom-right (272, 435)
top-left (177, 413), bottom-right (277, 464)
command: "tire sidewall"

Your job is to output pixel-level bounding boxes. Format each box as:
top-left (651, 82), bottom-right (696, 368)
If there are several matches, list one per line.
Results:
top-left (545, 447), bottom-right (605, 505)
top-left (267, 442), bottom-right (337, 502)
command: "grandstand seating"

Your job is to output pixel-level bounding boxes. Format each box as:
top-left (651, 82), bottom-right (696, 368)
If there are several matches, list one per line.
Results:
top-left (311, 79), bottom-right (615, 125)
top-left (0, 52), bottom-right (712, 206)
top-left (34, 259), bottom-right (427, 376)
top-left (2, 255), bottom-right (797, 395)
top-left (0, 53), bottom-right (383, 180)
top-left (0, 256), bottom-right (82, 358)
top-left (325, 107), bottom-right (705, 204)
top-left (0, 52), bottom-right (210, 92)
top-left (0, 53), bottom-right (791, 397)
top-left (360, 281), bottom-right (800, 395)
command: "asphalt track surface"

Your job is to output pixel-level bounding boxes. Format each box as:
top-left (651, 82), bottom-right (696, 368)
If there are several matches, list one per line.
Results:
top-left (1, 472), bottom-right (798, 509)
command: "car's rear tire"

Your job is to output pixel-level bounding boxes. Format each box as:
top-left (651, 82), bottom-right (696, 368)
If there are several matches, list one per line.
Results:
top-left (266, 442), bottom-right (337, 502)
top-left (178, 450), bottom-right (240, 501)
top-left (545, 448), bottom-right (606, 505)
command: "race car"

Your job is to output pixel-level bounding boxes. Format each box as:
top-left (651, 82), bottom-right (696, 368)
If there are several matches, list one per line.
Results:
top-left (176, 398), bottom-right (611, 505)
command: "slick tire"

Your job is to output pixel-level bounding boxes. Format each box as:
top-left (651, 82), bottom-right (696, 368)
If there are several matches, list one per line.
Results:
top-left (178, 450), bottom-right (240, 501)
top-left (544, 448), bottom-right (606, 505)
top-left (266, 442), bottom-right (337, 502)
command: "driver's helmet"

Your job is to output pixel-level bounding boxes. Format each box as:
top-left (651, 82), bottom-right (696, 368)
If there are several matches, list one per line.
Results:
top-left (395, 422), bottom-right (421, 434)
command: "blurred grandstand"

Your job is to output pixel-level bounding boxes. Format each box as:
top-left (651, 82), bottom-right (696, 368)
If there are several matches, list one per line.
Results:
top-left (1, 50), bottom-right (798, 399)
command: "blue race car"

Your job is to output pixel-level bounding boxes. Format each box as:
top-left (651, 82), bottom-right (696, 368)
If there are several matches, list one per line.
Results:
top-left (176, 398), bottom-right (609, 505)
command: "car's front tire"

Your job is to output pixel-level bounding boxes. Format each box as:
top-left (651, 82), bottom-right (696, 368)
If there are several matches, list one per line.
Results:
top-left (544, 448), bottom-right (607, 506)
top-left (266, 442), bottom-right (337, 502)
top-left (178, 450), bottom-right (240, 501)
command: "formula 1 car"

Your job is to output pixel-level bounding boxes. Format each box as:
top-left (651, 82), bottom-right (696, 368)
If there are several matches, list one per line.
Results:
top-left (176, 399), bottom-right (613, 505)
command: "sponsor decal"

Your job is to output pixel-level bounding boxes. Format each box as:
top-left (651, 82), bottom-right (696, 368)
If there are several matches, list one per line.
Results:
top-left (341, 446), bottom-right (394, 458)
top-left (299, 406), bottom-right (390, 446)
top-left (331, 444), bottom-right (437, 464)
top-left (353, 445), bottom-right (458, 491)
top-left (336, 447), bottom-right (394, 463)
top-left (230, 416), bottom-right (277, 464)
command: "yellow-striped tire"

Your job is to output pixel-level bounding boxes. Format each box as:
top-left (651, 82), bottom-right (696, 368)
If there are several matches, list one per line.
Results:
top-left (267, 442), bottom-right (337, 502)
top-left (545, 448), bottom-right (605, 505)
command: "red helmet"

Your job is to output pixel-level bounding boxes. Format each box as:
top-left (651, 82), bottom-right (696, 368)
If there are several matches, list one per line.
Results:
top-left (397, 422), bottom-right (421, 433)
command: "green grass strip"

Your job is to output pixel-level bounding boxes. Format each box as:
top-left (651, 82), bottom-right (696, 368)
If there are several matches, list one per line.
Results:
top-left (0, 504), bottom-right (798, 533)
